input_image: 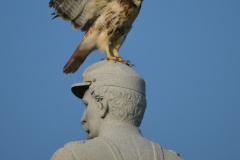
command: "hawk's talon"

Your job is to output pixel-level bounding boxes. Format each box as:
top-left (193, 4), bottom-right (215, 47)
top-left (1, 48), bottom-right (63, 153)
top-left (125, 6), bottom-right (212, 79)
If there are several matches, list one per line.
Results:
top-left (101, 56), bottom-right (134, 67)
top-left (116, 57), bottom-right (123, 62)
top-left (122, 60), bottom-right (128, 65)
top-left (128, 64), bottom-right (134, 67)
top-left (102, 56), bottom-right (118, 61)
top-left (108, 56), bottom-right (118, 61)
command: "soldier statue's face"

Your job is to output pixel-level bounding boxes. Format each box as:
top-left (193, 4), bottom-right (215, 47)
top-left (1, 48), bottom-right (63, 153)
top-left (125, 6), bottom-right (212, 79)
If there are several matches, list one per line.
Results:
top-left (81, 90), bottom-right (102, 139)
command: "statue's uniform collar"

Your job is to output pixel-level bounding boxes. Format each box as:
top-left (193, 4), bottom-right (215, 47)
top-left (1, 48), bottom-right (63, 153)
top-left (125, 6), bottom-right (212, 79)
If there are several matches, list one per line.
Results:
top-left (98, 124), bottom-right (142, 137)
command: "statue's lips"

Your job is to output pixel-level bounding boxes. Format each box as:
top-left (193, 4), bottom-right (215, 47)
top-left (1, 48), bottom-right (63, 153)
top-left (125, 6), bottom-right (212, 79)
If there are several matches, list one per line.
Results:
top-left (83, 125), bottom-right (89, 134)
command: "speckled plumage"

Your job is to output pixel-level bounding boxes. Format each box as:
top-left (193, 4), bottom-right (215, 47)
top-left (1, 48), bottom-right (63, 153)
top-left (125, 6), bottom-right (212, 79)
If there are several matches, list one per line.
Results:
top-left (49, 0), bottom-right (142, 74)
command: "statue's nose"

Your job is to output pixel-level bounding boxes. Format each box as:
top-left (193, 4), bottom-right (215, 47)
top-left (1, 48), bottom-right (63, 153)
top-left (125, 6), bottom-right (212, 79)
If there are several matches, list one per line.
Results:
top-left (80, 110), bottom-right (87, 124)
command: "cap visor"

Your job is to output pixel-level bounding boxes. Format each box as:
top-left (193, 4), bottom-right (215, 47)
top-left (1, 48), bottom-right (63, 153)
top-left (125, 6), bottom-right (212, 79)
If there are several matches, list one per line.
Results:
top-left (71, 82), bottom-right (91, 99)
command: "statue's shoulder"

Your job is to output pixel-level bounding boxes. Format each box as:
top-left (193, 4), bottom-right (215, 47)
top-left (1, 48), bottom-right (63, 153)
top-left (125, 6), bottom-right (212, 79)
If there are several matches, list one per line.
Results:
top-left (152, 142), bottom-right (184, 160)
top-left (51, 139), bottom-right (113, 160)
top-left (63, 140), bottom-right (86, 147)
top-left (162, 148), bottom-right (185, 160)
top-left (51, 139), bottom-right (184, 160)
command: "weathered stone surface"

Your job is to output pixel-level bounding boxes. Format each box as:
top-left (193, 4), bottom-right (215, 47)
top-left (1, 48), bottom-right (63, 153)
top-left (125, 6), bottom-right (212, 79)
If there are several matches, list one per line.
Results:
top-left (51, 61), bottom-right (184, 160)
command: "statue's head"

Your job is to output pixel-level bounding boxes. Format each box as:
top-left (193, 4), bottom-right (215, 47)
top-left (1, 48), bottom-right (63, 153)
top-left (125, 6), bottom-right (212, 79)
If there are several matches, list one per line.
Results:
top-left (71, 61), bottom-right (146, 139)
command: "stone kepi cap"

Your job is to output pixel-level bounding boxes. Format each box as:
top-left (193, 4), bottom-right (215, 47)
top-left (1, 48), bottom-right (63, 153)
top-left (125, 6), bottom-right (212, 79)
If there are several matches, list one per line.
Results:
top-left (71, 60), bottom-right (146, 99)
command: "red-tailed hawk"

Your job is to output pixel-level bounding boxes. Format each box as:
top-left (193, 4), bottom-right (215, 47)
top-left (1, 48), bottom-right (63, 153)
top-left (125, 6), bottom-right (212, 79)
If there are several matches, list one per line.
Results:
top-left (49, 0), bottom-right (143, 74)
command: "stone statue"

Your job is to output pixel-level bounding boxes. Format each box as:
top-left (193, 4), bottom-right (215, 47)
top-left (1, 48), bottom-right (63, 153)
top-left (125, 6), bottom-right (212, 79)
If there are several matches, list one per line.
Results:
top-left (51, 61), bottom-right (184, 160)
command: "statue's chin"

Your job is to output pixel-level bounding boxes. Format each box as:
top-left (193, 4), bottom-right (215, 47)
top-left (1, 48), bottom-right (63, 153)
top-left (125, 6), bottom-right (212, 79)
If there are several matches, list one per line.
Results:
top-left (86, 131), bottom-right (94, 140)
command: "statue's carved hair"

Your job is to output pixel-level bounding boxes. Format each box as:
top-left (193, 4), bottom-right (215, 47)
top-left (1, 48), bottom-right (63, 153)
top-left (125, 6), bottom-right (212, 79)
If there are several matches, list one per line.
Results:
top-left (89, 85), bottom-right (146, 127)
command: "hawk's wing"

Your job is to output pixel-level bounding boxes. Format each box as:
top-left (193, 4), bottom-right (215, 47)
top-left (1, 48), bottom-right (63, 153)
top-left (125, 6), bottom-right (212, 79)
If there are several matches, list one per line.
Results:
top-left (49, 0), bottom-right (114, 31)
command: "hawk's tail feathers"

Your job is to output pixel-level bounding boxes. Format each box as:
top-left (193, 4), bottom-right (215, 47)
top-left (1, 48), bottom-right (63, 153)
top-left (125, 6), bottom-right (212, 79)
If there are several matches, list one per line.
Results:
top-left (63, 27), bottom-right (98, 74)
top-left (63, 44), bottom-right (90, 74)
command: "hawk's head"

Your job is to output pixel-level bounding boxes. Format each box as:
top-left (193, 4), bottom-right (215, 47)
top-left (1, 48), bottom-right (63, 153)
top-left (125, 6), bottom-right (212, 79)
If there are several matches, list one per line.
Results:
top-left (132, 0), bottom-right (143, 8)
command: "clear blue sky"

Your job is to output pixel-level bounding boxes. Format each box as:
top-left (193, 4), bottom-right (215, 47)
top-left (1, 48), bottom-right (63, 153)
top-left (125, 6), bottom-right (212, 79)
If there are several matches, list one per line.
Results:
top-left (0, 0), bottom-right (240, 159)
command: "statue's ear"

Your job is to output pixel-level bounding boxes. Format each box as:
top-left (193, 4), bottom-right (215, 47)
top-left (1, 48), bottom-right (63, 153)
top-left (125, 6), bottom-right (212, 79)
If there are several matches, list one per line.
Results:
top-left (99, 98), bottom-right (108, 118)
